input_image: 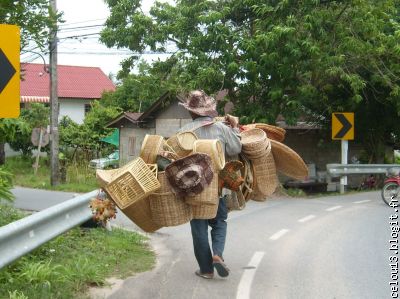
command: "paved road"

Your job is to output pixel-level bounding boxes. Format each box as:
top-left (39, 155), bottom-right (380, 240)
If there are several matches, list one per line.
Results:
top-left (104, 191), bottom-right (391, 299)
top-left (10, 188), bottom-right (392, 299)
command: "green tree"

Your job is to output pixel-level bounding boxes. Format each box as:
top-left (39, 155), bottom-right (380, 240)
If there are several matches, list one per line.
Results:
top-left (59, 102), bottom-right (121, 160)
top-left (101, 0), bottom-right (400, 162)
top-left (101, 60), bottom-right (182, 112)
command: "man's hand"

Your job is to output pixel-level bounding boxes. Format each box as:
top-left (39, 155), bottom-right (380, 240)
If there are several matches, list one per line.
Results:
top-left (225, 114), bottom-right (239, 128)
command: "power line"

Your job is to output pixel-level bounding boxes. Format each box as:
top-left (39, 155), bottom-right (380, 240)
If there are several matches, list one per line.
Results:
top-left (58, 18), bottom-right (106, 28)
top-left (58, 24), bottom-right (105, 32)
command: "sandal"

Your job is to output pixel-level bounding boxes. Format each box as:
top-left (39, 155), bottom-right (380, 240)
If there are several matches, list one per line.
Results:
top-left (195, 270), bottom-right (214, 279)
top-left (212, 256), bottom-right (230, 277)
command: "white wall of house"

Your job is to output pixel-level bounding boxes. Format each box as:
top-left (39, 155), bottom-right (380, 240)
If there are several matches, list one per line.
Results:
top-left (59, 98), bottom-right (93, 124)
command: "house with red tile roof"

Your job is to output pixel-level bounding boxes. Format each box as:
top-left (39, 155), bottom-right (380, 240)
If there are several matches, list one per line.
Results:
top-left (20, 63), bottom-right (115, 124)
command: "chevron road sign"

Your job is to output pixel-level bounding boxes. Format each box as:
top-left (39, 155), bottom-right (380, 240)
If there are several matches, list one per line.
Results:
top-left (332, 112), bottom-right (354, 140)
top-left (0, 24), bottom-right (20, 118)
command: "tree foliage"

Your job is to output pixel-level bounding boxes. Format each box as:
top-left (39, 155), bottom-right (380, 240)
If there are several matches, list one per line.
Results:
top-left (59, 102), bottom-right (121, 160)
top-left (101, 0), bottom-right (400, 161)
top-left (0, 0), bottom-right (61, 50)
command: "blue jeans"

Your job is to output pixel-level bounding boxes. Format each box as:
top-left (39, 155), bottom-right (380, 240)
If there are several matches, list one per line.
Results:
top-left (190, 197), bottom-right (228, 274)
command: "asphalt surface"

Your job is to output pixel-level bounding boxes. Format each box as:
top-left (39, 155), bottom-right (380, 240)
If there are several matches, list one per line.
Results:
top-left (10, 188), bottom-right (392, 299)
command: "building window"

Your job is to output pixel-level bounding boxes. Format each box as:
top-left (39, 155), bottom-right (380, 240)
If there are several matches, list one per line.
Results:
top-left (128, 137), bottom-right (136, 156)
top-left (84, 104), bottom-right (92, 115)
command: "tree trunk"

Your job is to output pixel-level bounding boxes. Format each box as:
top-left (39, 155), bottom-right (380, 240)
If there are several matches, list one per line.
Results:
top-left (0, 143), bottom-right (5, 165)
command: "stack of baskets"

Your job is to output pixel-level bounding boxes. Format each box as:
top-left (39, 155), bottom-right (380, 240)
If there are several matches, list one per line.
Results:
top-left (238, 123), bottom-right (309, 202)
top-left (240, 128), bottom-right (278, 201)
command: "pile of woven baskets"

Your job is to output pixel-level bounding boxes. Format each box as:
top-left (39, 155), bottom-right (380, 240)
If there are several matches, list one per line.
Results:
top-left (238, 123), bottom-right (309, 202)
top-left (95, 120), bottom-right (308, 233)
top-left (96, 132), bottom-right (225, 233)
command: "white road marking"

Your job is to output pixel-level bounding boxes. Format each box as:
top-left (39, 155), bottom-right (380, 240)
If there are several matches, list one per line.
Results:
top-left (326, 205), bottom-right (342, 211)
top-left (298, 215), bottom-right (316, 223)
top-left (236, 251), bottom-right (265, 299)
top-left (353, 199), bottom-right (371, 204)
top-left (269, 229), bottom-right (290, 241)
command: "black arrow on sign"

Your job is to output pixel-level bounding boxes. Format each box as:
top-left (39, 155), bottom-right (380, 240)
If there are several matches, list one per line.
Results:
top-left (0, 48), bottom-right (16, 94)
top-left (334, 113), bottom-right (352, 138)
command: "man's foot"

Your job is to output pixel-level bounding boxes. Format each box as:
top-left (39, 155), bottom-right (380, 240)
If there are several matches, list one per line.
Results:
top-left (212, 255), bottom-right (230, 277)
top-left (195, 270), bottom-right (214, 279)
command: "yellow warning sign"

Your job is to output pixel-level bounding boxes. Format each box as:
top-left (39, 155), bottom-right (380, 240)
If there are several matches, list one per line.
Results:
top-left (0, 24), bottom-right (20, 118)
top-left (332, 112), bottom-right (354, 140)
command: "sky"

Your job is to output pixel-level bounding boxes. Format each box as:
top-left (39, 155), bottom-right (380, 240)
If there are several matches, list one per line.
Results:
top-left (21, 0), bottom-right (169, 77)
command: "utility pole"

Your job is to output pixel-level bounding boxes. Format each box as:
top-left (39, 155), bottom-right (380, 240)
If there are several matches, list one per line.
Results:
top-left (49, 0), bottom-right (59, 186)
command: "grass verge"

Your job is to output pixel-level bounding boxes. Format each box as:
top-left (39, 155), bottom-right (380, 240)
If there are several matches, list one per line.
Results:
top-left (4, 156), bottom-right (98, 192)
top-left (0, 204), bottom-right (155, 299)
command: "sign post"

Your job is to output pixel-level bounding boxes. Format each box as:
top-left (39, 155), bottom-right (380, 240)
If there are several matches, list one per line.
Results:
top-left (332, 112), bottom-right (354, 194)
top-left (0, 24), bottom-right (20, 118)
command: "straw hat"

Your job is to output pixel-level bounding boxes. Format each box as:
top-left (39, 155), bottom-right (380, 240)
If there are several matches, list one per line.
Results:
top-left (270, 140), bottom-right (308, 180)
top-left (179, 90), bottom-right (218, 117)
top-left (165, 153), bottom-right (214, 197)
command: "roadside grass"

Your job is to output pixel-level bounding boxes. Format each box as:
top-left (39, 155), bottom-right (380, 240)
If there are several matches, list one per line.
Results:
top-left (4, 156), bottom-right (98, 192)
top-left (0, 204), bottom-right (155, 299)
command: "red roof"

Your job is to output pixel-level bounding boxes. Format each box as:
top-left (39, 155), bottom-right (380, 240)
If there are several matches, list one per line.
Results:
top-left (20, 63), bottom-right (115, 100)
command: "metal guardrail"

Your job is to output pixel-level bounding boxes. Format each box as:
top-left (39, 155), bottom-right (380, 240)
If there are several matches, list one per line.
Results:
top-left (0, 190), bottom-right (98, 269)
top-left (327, 164), bottom-right (400, 177)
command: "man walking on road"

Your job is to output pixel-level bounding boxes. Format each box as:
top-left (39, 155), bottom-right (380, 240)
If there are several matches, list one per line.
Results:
top-left (179, 90), bottom-right (242, 279)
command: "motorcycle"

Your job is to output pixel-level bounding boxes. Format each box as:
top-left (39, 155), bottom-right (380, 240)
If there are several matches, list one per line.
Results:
top-left (382, 168), bottom-right (400, 207)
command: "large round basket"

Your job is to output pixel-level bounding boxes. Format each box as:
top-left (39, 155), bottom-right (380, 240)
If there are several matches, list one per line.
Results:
top-left (103, 157), bottom-right (161, 209)
top-left (270, 140), bottom-right (308, 180)
top-left (140, 135), bottom-right (164, 164)
top-left (149, 172), bottom-right (192, 227)
top-left (240, 128), bottom-right (267, 152)
top-left (185, 171), bottom-right (219, 206)
top-left (166, 132), bottom-right (198, 158)
top-left (250, 150), bottom-right (278, 201)
top-left (96, 167), bottom-right (161, 233)
top-left (193, 139), bottom-right (225, 171)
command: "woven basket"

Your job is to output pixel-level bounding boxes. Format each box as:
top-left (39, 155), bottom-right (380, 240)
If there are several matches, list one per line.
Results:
top-left (96, 168), bottom-right (118, 187)
top-left (242, 138), bottom-right (271, 160)
top-left (255, 123), bottom-right (286, 142)
top-left (96, 167), bottom-right (161, 233)
top-left (149, 172), bottom-right (192, 227)
top-left (185, 171), bottom-right (219, 206)
top-left (193, 139), bottom-right (225, 171)
top-left (166, 132), bottom-right (198, 158)
top-left (122, 199), bottom-right (162, 232)
top-left (243, 123), bottom-right (286, 142)
top-left (140, 135), bottom-right (164, 164)
top-left (191, 203), bottom-right (218, 219)
top-left (270, 140), bottom-right (308, 180)
top-left (250, 151), bottom-right (278, 201)
top-left (104, 157), bottom-right (161, 209)
top-left (240, 128), bottom-right (267, 152)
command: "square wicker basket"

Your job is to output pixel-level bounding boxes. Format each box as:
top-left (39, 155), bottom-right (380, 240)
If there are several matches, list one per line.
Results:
top-left (105, 158), bottom-right (161, 209)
